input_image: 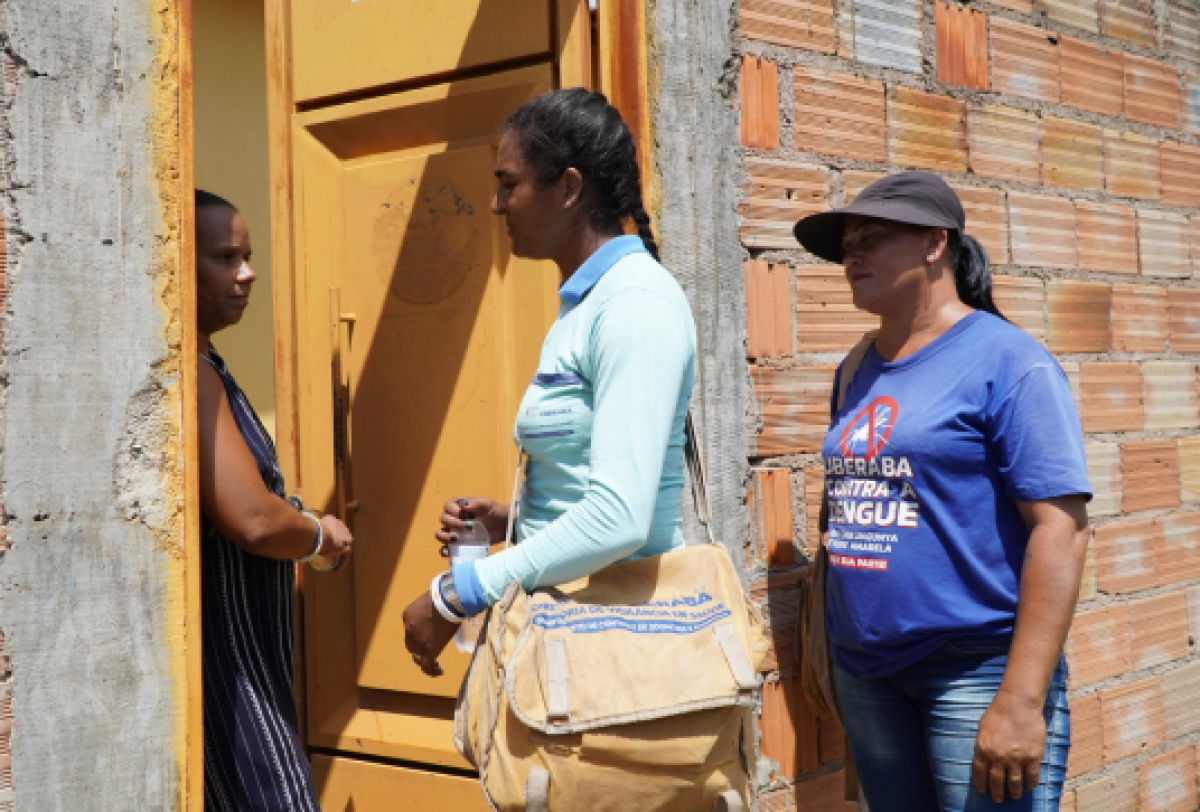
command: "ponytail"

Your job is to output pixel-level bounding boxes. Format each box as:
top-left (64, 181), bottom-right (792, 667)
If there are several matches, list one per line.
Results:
top-left (948, 231), bottom-right (1005, 320)
top-left (505, 89), bottom-right (660, 262)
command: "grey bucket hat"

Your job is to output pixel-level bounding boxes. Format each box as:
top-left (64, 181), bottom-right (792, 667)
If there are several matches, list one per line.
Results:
top-left (793, 170), bottom-right (966, 263)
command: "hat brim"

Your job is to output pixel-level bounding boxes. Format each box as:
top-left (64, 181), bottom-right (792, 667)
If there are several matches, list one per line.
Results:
top-left (793, 199), bottom-right (961, 263)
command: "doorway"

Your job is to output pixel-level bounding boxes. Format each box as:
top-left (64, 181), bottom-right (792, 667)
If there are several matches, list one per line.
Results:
top-left (192, 0), bottom-right (649, 808)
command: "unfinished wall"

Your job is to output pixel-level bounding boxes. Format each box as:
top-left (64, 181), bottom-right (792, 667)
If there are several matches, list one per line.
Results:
top-left (735, 0), bottom-right (1200, 809)
top-left (0, 0), bottom-right (195, 808)
top-left (649, 0), bottom-right (751, 554)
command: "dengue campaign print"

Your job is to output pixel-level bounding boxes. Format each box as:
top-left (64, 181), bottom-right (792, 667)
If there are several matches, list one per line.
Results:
top-left (824, 396), bottom-right (918, 572)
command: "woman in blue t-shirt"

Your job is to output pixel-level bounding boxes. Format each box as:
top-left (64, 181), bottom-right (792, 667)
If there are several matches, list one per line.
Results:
top-left (793, 171), bottom-right (1091, 811)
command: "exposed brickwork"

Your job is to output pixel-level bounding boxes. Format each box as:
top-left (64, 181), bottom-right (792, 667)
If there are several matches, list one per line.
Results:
top-left (1157, 512), bottom-right (1200, 587)
top-left (744, 259), bottom-right (793, 358)
top-left (740, 0), bottom-right (835, 51)
top-left (992, 275), bottom-right (1045, 341)
top-left (1068, 603), bottom-right (1133, 685)
top-left (752, 366), bottom-right (835, 456)
top-left (1079, 362), bottom-right (1144, 433)
top-left (1060, 35), bottom-right (1124, 117)
top-left (1009, 192), bottom-right (1077, 268)
top-left (749, 468), bottom-right (796, 568)
top-left (1121, 440), bottom-right (1181, 514)
top-left (1138, 746), bottom-right (1197, 812)
top-left (1043, 118), bottom-right (1104, 191)
top-left (760, 677), bottom-right (818, 779)
top-left (1111, 284), bottom-right (1168, 353)
top-left (1142, 361), bottom-right (1199, 431)
top-left (1128, 591), bottom-right (1189, 669)
top-left (1105, 130), bottom-right (1162, 201)
top-left (1162, 661), bottom-right (1200, 740)
top-left (735, 0), bottom-right (1200, 803)
top-left (741, 56), bottom-right (780, 151)
top-left (1047, 280), bottom-right (1112, 353)
top-left (952, 184), bottom-right (1008, 263)
top-left (1164, 0), bottom-right (1200, 70)
top-left (1123, 55), bottom-right (1181, 130)
top-left (1168, 288), bottom-right (1200, 352)
top-left (1077, 201), bottom-right (1138, 274)
top-left (750, 571), bottom-right (804, 677)
top-left (1138, 209), bottom-right (1192, 279)
top-left (793, 67), bottom-right (885, 162)
top-left (1161, 141), bottom-right (1200, 209)
top-left (888, 86), bottom-right (967, 172)
top-left (1100, 0), bottom-right (1158, 49)
top-left (1068, 692), bottom-right (1103, 778)
top-left (990, 17), bottom-right (1061, 103)
top-left (935, 2), bottom-right (988, 90)
top-left (1097, 517), bottom-right (1162, 598)
top-left (1038, 0), bottom-right (1099, 33)
top-left (742, 159), bottom-right (831, 250)
top-left (1086, 442), bottom-right (1122, 518)
top-left (1077, 767), bottom-right (1139, 811)
top-left (1101, 676), bottom-right (1165, 763)
top-left (967, 104), bottom-right (1040, 182)
top-left (795, 264), bottom-right (877, 352)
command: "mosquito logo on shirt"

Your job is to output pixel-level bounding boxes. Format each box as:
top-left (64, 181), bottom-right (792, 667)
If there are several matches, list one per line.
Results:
top-left (839, 396), bottom-right (898, 458)
top-left (825, 395), bottom-right (921, 569)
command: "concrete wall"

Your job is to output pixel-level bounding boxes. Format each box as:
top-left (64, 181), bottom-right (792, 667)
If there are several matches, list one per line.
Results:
top-left (648, 0), bottom-right (751, 556)
top-left (730, 0), bottom-right (1200, 809)
top-left (0, 0), bottom-right (195, 808)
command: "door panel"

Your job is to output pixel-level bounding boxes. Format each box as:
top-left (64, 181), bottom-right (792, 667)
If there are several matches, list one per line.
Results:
top-left (291, 65), bottom-right (560, 763)
top-left (291, 0), bottom-right (551, 103)
top-left (268, 0), bottom-right (596, 789)
top-left (313, 754), bottom-right (489, 811)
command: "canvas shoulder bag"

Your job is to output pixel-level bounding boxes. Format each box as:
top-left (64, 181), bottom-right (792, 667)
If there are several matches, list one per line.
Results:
top-left (454, 414), bottom-right (769, 812)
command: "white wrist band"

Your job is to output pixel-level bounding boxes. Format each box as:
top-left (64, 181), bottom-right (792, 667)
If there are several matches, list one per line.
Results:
top-left (297, 512), bottom-right (323, 562)
top-left (430, 573), bottom-right (465, 624)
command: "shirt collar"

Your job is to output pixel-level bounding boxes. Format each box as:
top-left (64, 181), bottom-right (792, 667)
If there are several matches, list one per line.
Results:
top-left (558, 235), bottom-right (648, 304)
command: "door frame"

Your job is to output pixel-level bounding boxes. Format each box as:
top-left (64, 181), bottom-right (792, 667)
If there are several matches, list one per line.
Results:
top-left (261, 0), bottom-right (652, 761)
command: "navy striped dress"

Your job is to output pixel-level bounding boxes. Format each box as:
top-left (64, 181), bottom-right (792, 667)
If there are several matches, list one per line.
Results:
top-left (201, 348), bottom-right (319, 812)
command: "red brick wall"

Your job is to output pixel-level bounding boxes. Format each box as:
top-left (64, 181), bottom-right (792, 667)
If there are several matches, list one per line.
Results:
top-left (738, 1), bottom-right (1200, 809)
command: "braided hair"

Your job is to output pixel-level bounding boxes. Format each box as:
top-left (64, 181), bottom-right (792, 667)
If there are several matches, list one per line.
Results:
top-left (504, 88), bottom-right (659, 261)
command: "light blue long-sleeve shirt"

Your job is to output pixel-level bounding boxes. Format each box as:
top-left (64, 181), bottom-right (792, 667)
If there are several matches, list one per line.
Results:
top-left (453, 236), bottom-right (696, 614)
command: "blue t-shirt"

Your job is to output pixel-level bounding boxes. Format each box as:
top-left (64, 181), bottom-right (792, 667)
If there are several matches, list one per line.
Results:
top-left (822, 311), bottom-right (1091, 679)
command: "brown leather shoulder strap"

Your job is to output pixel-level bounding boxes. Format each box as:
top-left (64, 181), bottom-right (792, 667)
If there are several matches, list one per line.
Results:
top-left (819, 331), bottom-right (878, 535)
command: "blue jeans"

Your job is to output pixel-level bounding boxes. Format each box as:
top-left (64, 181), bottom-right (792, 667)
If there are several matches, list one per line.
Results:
top-left (832, 638), bottom-right (1070, 812)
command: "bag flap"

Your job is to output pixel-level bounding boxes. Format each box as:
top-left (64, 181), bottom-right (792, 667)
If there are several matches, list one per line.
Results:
top-left (505, 544), bottom-right (768, 734)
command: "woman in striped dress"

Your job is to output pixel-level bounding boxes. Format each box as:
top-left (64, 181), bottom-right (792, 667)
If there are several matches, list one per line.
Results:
top-left (195, 190), bottom-right (354, 810)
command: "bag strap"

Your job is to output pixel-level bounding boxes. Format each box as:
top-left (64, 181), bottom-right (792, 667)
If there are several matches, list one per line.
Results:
top-left (684, 411), bottom-right (716, 545)
top-left (818, 331), bottom-right (878, 535)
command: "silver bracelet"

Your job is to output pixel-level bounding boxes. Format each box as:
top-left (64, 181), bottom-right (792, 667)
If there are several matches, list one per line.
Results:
top-left (430, 573), bottom-right (465, 623)
top-left (296, 512), bottom-right (323, 562)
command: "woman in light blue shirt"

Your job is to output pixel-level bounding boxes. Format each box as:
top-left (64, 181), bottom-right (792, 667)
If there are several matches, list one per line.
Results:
top-left (402, 89), bottom-right (697, 675)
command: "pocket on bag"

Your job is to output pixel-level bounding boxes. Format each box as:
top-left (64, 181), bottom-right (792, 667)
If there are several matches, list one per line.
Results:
top-left (579, 707), bottom-right (740, 771)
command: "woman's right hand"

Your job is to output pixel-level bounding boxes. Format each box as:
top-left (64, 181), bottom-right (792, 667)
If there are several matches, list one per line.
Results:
top-left (436, 497), bottom-right (509, 557)
top-left (317, 515), bottom-right (354, 559)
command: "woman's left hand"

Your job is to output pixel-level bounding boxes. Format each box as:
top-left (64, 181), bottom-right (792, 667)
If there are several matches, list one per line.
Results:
top-left (402, 592), bottom-right (458, 677)
top-left (972, 688), bottom-right (1047, 803)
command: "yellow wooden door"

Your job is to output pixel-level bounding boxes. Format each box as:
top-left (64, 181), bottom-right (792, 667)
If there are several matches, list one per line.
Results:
top-left (265, 0), bottom-right (593, 806)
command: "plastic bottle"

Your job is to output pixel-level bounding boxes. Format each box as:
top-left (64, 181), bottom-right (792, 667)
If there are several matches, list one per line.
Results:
top-left (449, 521), bottom-right (490, 653)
